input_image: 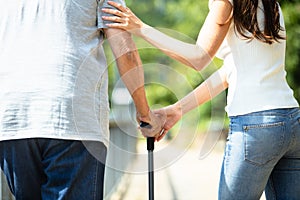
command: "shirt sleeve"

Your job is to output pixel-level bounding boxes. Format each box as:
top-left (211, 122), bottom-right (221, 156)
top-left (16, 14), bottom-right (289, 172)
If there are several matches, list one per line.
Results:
top-left (97, 0), bottom-right (126, 29)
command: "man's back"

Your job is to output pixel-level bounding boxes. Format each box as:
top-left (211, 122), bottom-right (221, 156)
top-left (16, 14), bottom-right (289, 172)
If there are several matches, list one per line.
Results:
top-left (0, 0), bottom-right (110, 145)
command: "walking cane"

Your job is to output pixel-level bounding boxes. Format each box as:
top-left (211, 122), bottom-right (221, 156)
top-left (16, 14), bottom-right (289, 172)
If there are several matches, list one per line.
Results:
top-left (140, 122), bottom-right (155, 200)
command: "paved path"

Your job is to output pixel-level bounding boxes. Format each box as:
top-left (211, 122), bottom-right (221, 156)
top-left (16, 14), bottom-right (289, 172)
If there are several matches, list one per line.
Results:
top-left (108, 137), bottom-right (266, 200)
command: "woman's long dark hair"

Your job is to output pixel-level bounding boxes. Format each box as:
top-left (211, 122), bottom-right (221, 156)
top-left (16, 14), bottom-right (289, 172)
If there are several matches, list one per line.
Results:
top-left (233, 0), bottom-right (285, 44)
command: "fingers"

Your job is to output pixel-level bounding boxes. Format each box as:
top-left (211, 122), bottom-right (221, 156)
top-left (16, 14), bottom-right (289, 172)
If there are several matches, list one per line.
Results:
top-left (102, 3), bottom-right (143, 33)
top-left (107, 1), bottom-right (127, 12)
top-left (139, 127), bottom-right (157, 138)
top-left (101, 8), bottom-right (128, 29)
top-left (156, 129), bottom-right (168, 142)
top-left (102, 15), bottom-right (123, 23)
top-left (101, 15), bottom-right (128, 29)
top-left (102, 8), bottom-right (123, 17)
top-left (139, 126), bottom-right (169, 142)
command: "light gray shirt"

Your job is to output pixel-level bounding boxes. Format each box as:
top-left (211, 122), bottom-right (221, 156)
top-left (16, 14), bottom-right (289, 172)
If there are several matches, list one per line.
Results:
top-left (0, 0), bottom-right (124, 147)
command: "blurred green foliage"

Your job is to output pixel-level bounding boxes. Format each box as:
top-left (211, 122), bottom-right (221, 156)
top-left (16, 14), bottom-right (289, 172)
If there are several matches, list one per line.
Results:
top-left (105, 0), bottom-right (300, 130)
top-left (281, 0), bottom-right (300, 101)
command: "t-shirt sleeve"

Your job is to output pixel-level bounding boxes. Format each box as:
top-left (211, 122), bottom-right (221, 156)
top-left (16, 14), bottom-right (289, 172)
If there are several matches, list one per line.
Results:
top-left (97, 0), bottom-right (126, 29)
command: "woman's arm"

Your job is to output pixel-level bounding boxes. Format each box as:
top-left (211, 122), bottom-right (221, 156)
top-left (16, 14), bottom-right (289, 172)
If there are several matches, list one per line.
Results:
top-left (154, 66), bottom-right (229, 141)
top-left (102, 0), bottom-right (232, 71)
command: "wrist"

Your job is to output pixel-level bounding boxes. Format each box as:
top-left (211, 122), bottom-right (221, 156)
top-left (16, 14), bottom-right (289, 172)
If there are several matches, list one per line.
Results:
top-left (173, 102), bottom-right (184, 117)
top-left (136, 107), bottom-right (151, 121)
top-left (138, 24), bottom-right (151, 37)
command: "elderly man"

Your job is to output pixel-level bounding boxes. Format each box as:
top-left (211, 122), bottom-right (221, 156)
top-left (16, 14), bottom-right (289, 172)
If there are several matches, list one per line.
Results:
top-left (0, 0), bottom-right (162, 199)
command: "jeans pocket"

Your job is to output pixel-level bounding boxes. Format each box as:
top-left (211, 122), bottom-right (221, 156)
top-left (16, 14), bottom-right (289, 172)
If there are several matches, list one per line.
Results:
top-left (243, 121), bottom-right (285, 166)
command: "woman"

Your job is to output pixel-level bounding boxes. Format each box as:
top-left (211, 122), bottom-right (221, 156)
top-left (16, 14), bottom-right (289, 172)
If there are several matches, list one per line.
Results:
top-left (102, 0), bottom-right (300, 199)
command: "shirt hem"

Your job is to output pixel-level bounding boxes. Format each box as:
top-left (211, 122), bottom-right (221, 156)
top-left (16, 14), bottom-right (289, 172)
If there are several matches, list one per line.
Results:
top-left (0, 135), bottom-right (109, 148)
top-left (226, 104), bottom-right (299, 117)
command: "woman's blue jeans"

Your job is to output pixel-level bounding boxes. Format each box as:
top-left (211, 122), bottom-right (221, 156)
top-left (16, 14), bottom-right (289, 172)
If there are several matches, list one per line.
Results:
top-left (218, 107), bottom-right (300, 200)
top-left (0, 139), bottom-right (107, 200)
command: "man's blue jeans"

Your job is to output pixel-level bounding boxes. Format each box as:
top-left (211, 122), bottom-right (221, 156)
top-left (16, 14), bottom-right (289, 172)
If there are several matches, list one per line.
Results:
top-left (0, 139), bottom-right (107, 200)
top-left (219, 107), bottom-right (300, 200)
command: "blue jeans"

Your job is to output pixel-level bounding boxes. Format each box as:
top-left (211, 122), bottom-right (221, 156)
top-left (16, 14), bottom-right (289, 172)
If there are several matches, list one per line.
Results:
top-left (219, 108), bottom-right (300, 200)
top-left (0, 139), bottom-right (107, 200)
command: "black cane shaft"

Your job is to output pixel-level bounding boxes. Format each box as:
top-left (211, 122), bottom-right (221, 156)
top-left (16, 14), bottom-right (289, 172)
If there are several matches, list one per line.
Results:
top-left (148, 150), bottom-right (154, 200)
top-left (140, 122), bottom-right (155, 200)
top-left (147, 137), bottom-right (155, 200)
top-left (147, 137), bottom-right (155, 151)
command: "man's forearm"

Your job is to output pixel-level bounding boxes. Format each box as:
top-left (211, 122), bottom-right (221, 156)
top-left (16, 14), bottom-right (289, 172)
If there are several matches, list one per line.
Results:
top-left (116, 50), bottom-right (150, 116)
top-left (105, 28), bottom-right (150, 117)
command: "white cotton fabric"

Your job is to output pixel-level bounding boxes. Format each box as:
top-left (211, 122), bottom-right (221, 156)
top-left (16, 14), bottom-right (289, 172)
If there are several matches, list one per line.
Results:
top-left (211, 0), bottom-right (299, 116)
top-left (0, 0), bottom-right (124, 147)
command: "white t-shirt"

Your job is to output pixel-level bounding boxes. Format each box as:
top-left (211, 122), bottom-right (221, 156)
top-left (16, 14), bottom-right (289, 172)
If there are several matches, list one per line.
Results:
top-left (213, 0), bottom-right (299, 116)
top-left (0, 0), bottom-right (125, 147)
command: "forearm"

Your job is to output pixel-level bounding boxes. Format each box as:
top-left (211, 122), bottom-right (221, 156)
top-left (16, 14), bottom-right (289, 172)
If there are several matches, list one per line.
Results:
top-left (175, 67), bottom-right (228, 115)
top-left (135, 0), bottom-right (232, 72)
top-left (105, 28), bottom-right (149, 116)
top-left (116, 51), bottom-right (150, 116)
top-left (138, 24), bottom-right (211, 71)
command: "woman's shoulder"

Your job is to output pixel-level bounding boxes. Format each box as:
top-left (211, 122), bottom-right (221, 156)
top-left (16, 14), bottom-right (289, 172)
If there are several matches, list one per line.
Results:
top-left (208, 0), bottom-right (233, 9)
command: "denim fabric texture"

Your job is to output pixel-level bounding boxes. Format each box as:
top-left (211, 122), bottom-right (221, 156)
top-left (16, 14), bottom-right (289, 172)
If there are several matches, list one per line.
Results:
top-left (0, 139), bottom-right (107, 200)
top-left (219, 108), bottom-right (300, 200)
